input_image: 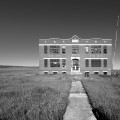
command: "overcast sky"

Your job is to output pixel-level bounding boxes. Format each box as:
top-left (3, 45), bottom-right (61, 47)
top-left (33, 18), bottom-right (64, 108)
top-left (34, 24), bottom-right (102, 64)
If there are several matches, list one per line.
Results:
top-left (0, 0), bottom-right (120, 69)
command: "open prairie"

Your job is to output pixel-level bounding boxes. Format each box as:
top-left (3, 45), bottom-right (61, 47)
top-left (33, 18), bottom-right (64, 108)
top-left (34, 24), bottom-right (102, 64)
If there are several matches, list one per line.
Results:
top-left (0, 66), bottom-right (71, 120)
top-left (81, 74), bottom-right (120, 120)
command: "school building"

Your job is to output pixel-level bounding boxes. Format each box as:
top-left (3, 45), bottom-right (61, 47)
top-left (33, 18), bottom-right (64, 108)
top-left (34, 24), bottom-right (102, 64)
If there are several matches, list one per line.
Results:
top-left (39, 35), bottom-right (112, 75)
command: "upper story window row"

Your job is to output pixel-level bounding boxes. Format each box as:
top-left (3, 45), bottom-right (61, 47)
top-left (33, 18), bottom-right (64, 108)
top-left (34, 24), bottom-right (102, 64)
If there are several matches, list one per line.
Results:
top-left (44, 45), bottom-right (109, 54)
top-left (44, 45), bottom-right (66, 54)
top-left (50, 46), bottom-right (60, 54)
top-left (85, 45), bottom-right (108, 54)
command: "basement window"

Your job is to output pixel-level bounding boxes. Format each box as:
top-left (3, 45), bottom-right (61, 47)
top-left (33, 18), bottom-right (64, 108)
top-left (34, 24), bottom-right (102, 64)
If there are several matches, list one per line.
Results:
top-left (62, 71), bottom-right (66, 74)
top-left (85, 72), bottom-right (89, 77)
top-left (103, 71), bottom-right (107, 75)
top-left (44, 71), bottom-right (48, 75)
top-left (94, 72), bottom-right (99, 75)
top-left (62, 46), bottom-right (66, 54)
top-left (53, 71), bottom-right (58, 74)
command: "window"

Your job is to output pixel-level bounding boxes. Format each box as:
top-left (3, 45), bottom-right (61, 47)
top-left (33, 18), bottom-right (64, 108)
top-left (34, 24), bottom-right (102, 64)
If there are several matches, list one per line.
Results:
top-left (85, 59), bottom-right (89, 67)
top-left (94, 72), bottom-right (99, 75)
top-left (72, 45), bottom-right (79, 54)
top-left (91, 59), bottom-right (101, 67)
top-left (44, 71), bottom-right (48, 74)
top-left (85, 46), bottom-right (89, 53)
top-left (62, 59), bottom-right (66, 68)
top-left (91, 45), bottom-right (101, 54)
top-left (50, 59), bottom-right (60, 67)
top-left (44, 45), bottom-right (48, 54)
top-left (44, 59), bottom-right (48, 67)
top-left (103, 46), bottom-right (107, 54)
top-left (50, 46), bottom-right (60, 54)
top-left (53, 71), bottom-right (58, 74)
top-left (62, 71), bottom-right (66, 74)
top-left (85, 72), bottom-right (89, 77)
top-left (103, 72), bottom-right (107, 75)
top-left (62, 46), bottom-right (66, 54)
top-left (103, 59), bottom-right (107, 67)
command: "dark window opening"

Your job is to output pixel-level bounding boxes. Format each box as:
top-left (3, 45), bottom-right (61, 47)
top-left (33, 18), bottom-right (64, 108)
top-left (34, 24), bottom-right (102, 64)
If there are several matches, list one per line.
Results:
top-left (44, 59), bottom-right (48, 67)
top-left (62, 59), bottom-right (66, 68)
top-left (94, 72), bottom-right (99, 74)
top-left (50, 46), bottom-right (60, 54)
top-left (44, 46), bottom-right (48, 54)
top-left (72, 45), bottom-right (79, 54)
top-left (50, 59), bottom-right (60, 67)
top-left (85, 59), bottom-right (89, 67)
top-left (53, 72), bottom-right (57, 74)
top-left (103, 72), bottom-right (107, 75)
top-left (85, 72), bottom-right (89, 77)
top-left (103, 46), bottom-right (107, 54)
top-left (91, 45), bottom-right (101, 54)
top-left (104, 59), bottom-right (107, 67)
top-left (62, 46), bottom-right (66, 54)
top-left (62, 71), bottom-right (66, 74)
top-left (91, 59), bottom-right (101, 67)
top-left (44, 72), bottom-right (48, 75)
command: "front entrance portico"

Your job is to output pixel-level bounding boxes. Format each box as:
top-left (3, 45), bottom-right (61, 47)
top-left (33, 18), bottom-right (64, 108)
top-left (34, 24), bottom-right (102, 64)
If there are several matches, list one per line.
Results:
top-left (71, 57), bottom-right (82, 74)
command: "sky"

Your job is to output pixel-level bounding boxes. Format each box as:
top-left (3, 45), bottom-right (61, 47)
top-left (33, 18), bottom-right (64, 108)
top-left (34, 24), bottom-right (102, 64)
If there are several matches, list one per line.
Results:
top-left (0, 0), bottom-right (120, 69)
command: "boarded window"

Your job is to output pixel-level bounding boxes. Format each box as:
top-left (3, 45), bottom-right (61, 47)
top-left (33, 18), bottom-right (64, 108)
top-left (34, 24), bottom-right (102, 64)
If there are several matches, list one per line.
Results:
top-left (44, 45), bottom-right (48, 54)
top-left (91, 45), bottom-right (101, 54)
top-left (103, 46), bottom-right (107, 54)
top-left (85, 59), bottom-right (89, 67)
top-left (103, 59), bottom-right (107, 67)
top-left (44, 59), bottom-right (48, 67)
top-left (72, 45), bottom-right (79, 54)
top-left (85, 46), bottom-right (89, 53)
top-left (91, 59), bottom-right (101, 67)
top-left (50, 46), bottom-right (60, 54)
top-left (62, 59), bottom-right (66, 68)
top-left (50, 59), bottom-right (60, 67)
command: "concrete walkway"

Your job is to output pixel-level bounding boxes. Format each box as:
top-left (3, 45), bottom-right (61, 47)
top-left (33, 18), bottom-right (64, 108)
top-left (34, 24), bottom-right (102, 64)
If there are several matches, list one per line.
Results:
top-left (64, 76), bottom-right (97, 120)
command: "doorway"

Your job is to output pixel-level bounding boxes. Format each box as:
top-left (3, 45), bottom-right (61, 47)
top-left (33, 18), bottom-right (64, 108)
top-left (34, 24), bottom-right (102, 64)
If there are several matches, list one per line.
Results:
top-left (71, 57), bottom-right (80, 73)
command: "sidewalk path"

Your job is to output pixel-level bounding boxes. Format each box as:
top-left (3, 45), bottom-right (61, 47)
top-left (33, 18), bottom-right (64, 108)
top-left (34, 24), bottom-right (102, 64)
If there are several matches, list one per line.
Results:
top-left (64, 76), bottom-right (97, 120)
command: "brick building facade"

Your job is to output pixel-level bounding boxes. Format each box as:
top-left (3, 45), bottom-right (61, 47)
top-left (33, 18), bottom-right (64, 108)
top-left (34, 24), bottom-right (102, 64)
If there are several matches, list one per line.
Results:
top-left (39, 35), bottom-right (112, 75)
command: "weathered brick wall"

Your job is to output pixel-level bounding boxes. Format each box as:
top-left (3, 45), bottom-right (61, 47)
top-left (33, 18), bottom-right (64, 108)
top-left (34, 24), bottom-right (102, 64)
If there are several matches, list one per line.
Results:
top-left (39, 36), bottom-right (112, 75)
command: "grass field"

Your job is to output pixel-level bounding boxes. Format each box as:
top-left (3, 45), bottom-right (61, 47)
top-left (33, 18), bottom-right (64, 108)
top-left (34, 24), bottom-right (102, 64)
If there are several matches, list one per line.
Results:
top-left (81, 74), bottom-right (120, 120)
top-left (0, 66), bottom-right (71, 120)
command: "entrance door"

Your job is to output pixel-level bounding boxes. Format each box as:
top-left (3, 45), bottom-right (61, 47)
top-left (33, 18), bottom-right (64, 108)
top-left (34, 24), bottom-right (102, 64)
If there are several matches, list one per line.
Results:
top-left (71, 57), bottom-right (80, 73)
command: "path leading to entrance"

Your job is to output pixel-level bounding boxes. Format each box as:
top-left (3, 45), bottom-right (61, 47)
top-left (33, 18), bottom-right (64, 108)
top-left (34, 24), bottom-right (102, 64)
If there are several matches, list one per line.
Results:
top-left (64, 76), bottom-right (96, 120)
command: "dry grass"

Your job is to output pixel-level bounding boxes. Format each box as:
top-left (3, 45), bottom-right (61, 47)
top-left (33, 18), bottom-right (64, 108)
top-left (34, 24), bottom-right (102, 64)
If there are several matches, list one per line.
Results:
top-left (81, 75), bottom-right (120, 120)
top-left (0, 67), bottom-right (71, 120)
